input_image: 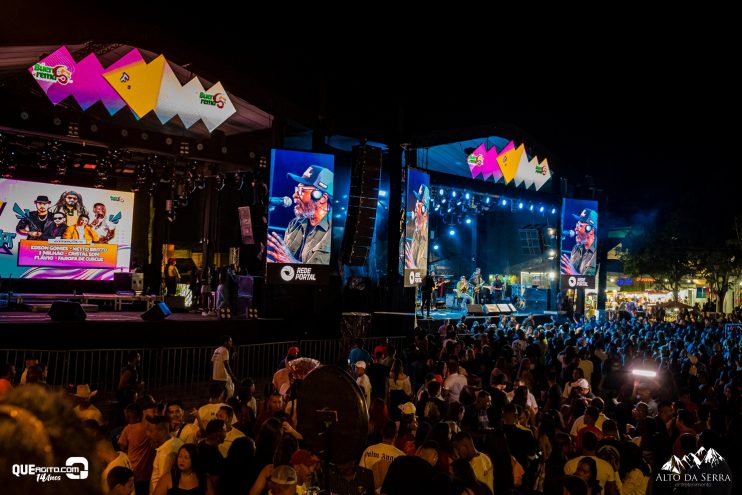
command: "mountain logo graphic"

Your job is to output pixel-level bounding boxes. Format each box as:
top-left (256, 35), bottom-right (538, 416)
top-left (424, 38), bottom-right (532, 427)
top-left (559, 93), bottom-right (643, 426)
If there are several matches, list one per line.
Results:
top-left (660, 447), bottom-right (725, 474)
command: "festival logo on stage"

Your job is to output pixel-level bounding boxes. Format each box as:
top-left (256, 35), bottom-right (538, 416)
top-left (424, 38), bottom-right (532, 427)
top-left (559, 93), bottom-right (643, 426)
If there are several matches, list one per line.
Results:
top-left (28, 46), bottom-right (236, 132)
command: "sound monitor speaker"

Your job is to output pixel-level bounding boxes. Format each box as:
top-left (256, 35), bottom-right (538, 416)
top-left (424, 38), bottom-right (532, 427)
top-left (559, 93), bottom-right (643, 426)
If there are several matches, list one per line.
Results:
top-left (497, 304), bottom-right (512, 313)
top-left (114, 272), bottom-right (133, 293)
top-left (340, 145), bottom-right (383, 265)
top-left (141, 302), bottom-right (171, 321)
top-left (48, 301), bottom-right (87, 321)
top-left (467, 304), bottom-right (485, 316)
top-left (507, 303), bottom-right (517, 312)
top-left (483, 304), bottom-right (500, 315)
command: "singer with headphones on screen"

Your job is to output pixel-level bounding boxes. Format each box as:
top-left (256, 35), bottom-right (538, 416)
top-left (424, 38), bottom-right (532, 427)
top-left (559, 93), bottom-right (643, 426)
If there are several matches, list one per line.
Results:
top-left (561, 208), bottom-right (598, 276)
top-left (405, 184), bottom-right (430, 269)
top-left (267, 165), bottom-right (333, 264)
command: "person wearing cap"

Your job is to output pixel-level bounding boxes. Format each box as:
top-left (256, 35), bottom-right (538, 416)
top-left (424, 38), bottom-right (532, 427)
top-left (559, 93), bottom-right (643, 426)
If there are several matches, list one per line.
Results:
top-left (15, 194), bottom-right (52, 238)
top-left (290, 449), bottom-right (320, 491)
top-left (404, 183), bottom-right (430, 270)
top-left (279, 346), bottom-right (300, 370)
top-left (52, 189), bottom-right (88, 226)
top-left (561, 208), bottom-right (598, 276)
top-left (268, 465), bottom-right (298, 495)
top-left (72, 384), bottom-right (104, 425)
top-left (267, 165), bottom-right (333, 265)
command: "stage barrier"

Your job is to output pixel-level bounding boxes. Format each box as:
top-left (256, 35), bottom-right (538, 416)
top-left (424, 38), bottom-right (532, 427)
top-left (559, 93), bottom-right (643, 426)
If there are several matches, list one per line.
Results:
top-left (0, 336), bottom-right (408, 400)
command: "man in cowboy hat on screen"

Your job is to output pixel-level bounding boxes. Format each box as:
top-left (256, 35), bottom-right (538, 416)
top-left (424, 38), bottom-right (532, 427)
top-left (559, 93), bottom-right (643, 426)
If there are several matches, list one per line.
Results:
top-left (72, 384), bottom-right (104, 425)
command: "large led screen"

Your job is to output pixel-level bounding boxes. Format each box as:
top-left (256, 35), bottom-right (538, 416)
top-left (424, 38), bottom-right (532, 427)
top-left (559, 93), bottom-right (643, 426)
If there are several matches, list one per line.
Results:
top-left (560, 198), bottom-right (598, 289)
top-left (266, 149), bottom-right (335, 285)
top-left (404, 169), bottom-right (430, 287)
top-left (0, 179), bottom-right (134, 280)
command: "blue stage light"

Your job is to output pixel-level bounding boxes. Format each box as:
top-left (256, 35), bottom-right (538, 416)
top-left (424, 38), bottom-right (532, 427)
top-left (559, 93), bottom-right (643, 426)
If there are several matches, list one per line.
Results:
top-left (465, 217), bottom-right (472, 224)
top-left (551, 208), bottom-right (556, 214)
top-left (378, 190), bottom-right (387, 197)
top-left (449, 229), bottom-right (456, 236)
top-left (529, 204), bottom-right (534, 211)
top-left (501, 199), bottom-right (508, 206)
top-left (485, 197), bottom-right (491, 204)
top-left (518, 202), bottom-right (524, 209)
top-left (441, 198), bottom-right (447, 204)
top-left (539, 206), bottom-right (545, 212)
top-left (465, 192), bottom-right (470, 200)
top-left (433, 244), bottom-right (440, 250)
top-left (451, 191), bottom-right (457, 198)
top-left (439, 188), bottom-right (444, 196)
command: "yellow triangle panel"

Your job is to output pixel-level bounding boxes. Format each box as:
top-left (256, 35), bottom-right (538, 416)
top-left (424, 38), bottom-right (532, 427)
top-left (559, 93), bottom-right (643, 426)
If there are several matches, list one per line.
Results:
top-left (497, 141), bottom-right (522, 184)
top-left (103, 55), bottom-right (166, 119)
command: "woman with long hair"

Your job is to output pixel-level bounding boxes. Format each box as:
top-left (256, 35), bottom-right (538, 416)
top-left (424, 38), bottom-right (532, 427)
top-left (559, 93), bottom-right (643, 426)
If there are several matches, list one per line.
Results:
top-left (450, 458), bottom-right (493, 495)
top-left (574, 457), bottom-right (602, 495)
top-left (153, 444), bottom-right (214, 495)
top-left (388, 359), bottom-right (412, 419)
top-left (619, 443), bottom-right (651, 495)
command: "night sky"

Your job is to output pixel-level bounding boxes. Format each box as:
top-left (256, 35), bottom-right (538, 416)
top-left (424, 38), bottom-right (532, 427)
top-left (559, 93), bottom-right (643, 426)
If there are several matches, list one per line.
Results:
top-left (3, 11), bottom-right (739, 241)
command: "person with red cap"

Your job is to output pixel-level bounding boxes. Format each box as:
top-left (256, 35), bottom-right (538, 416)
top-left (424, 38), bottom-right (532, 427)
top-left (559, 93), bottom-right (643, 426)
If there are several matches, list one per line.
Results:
top-left (290, 449), bottom-right (320, 491)
top-left (279, 346), bottom-right (300, 370)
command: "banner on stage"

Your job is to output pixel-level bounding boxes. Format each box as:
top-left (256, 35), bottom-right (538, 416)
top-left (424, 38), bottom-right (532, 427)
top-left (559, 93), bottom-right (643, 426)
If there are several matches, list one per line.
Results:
top-left (404, 168), bottom-right (430, 287)
top-left (238, 206), bottom-right (254, 244)
top-left (560, 198), bottom-right (598, 290)
top-left (0, 178), bottom-right (134, 280)
top-left (266, 149), bottom-right (335, 285)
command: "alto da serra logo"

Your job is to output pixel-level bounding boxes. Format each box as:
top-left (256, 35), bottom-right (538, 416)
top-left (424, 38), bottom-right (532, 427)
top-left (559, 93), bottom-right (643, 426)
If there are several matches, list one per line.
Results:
top-left (199, 91), bottom-right (226, 109)
top-left (657, 447), bottom-right (731, 485)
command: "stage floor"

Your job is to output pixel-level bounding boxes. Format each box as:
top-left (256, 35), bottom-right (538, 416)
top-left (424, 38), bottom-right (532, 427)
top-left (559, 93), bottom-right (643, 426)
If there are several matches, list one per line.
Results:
top-left (0, 310), bottom-right (217, 324)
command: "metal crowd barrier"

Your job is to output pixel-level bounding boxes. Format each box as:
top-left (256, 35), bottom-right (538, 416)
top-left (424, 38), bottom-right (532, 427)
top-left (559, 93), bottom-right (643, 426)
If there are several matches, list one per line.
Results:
top-left (0, 336), bottom-right (408, 400)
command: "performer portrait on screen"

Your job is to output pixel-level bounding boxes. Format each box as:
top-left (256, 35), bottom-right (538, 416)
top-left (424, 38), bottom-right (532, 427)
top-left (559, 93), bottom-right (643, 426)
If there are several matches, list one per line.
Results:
top-left (15, 195), bottom-right (52, 238)
top-left (561, 208), bottom-right (597, 276)
top-left (63, 214), bottom-right (99, 242)
top-left (90, 202), bottom-right (116, 243)
top-left (52, 190), bottom-right (88, 227)
top-left (405, 184), bottom-right (430, 269)
top-left (266, 165), bottom-right (333, 265)
top-left (41, 211), bottom-right (68, 240)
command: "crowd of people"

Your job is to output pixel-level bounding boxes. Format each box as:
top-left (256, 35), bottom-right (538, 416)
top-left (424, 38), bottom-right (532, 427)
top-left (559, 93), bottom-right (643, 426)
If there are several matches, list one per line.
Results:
top-left (3, 310), bottom-right (742, 494)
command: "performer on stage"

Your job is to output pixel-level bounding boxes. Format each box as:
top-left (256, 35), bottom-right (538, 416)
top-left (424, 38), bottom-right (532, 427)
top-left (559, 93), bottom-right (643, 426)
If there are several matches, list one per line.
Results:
top-left (492, 275), bottom-right (505, 303)
top-left (456, 276), bottom-right (473, 307)
top-left (420, 272), bottom-right (435, 319)
top-left (434, 271), bottom-right (447, 299)
top-left (469, 267), bottom-right (485, 304)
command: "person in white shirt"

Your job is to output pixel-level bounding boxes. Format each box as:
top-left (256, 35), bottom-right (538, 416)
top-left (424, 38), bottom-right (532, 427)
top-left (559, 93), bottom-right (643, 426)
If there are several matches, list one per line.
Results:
top-left (196, 383), bottom-right (228, 433)
top-left (147, 415), bottom-right (184, 493)
top-left (216, 405), bottom-right (245, 457)
top-left (212, 335), bottom-right (237, 398)
top-left (443, 360), bottom-right (468, 404)
top-left (355, 361), bottom-right (372, 407)
top-left (166, 400), bottom-right (200, 444)
top-left (359, 421), bottom-right (405, 471)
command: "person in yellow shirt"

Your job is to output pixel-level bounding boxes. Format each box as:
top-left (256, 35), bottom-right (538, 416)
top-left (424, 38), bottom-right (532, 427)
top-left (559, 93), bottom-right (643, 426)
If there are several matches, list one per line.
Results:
top-left (63, 214), bottom-right (100, 242)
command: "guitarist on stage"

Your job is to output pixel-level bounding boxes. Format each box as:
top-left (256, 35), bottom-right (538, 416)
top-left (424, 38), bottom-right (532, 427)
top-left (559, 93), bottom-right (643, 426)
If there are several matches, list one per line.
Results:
top-left (469, 267), bottom-right (485, 304)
